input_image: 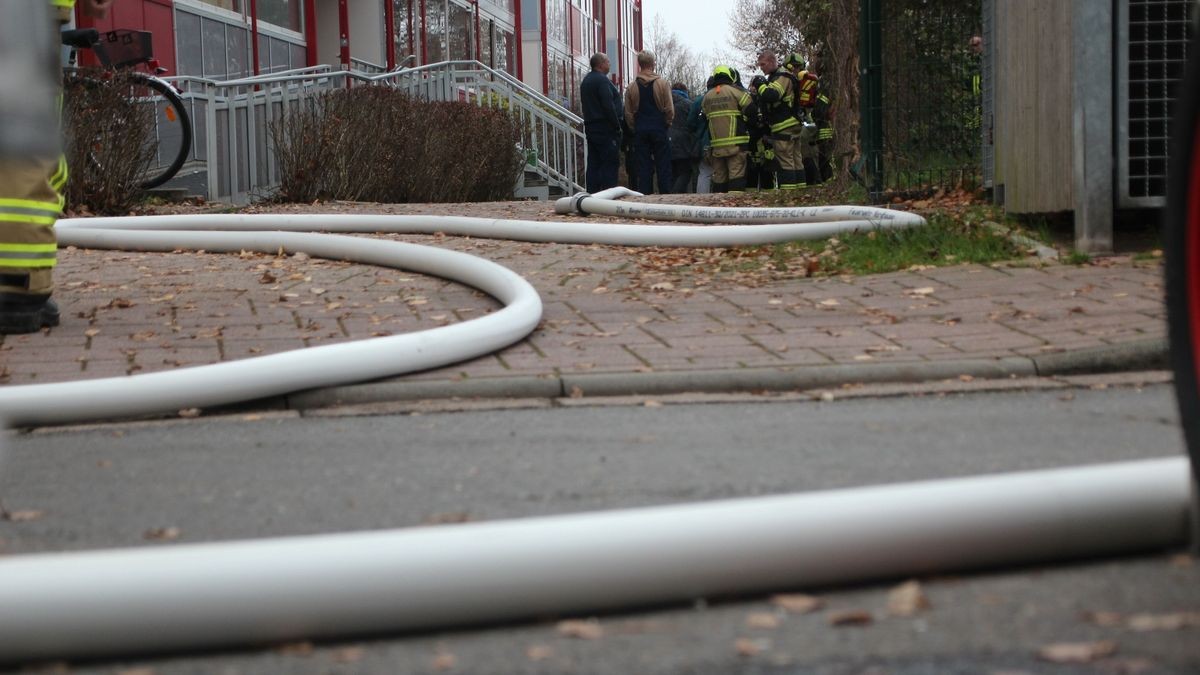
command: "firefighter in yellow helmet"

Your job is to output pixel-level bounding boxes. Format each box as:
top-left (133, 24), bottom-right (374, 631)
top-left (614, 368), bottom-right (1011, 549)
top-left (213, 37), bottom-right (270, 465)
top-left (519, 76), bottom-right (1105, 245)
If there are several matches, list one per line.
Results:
top-left (783, 52), bottom-right (824, 187)
top-left (0, 0), bottom-right (112, 334)
top-left (755, 50), bottom-right (807, 190)
top-left (701, 66), bottom-right (758, 193)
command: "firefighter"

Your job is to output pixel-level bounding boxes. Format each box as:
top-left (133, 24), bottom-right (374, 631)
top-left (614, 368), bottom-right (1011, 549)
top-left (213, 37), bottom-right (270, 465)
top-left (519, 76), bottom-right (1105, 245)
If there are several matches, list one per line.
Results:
top-left (782, 52), bottom-right (823, 188)
top-left (0, 0), bottom-right (113, 335)
top-left (701, 65), bottom-right (758, 193)
top-left (755, 50), bottom-right (807, 190)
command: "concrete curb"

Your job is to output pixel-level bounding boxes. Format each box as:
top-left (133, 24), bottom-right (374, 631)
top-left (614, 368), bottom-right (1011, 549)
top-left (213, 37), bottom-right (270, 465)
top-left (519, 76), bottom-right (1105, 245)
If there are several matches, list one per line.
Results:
top-left (282, 338), bottom-right (1167, 412)
top-left (1030, 338), bottom-right (1168, 376)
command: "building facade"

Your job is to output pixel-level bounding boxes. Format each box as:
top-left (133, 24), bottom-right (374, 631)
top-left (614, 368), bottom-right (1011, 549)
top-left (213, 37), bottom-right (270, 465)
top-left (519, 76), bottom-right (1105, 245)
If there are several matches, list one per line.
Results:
top-left (73, 0), bottom-right (641, 110)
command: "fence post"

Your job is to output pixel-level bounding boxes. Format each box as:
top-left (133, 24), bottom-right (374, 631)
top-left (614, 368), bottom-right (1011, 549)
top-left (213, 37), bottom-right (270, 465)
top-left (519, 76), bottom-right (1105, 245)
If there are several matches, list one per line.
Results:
top-left (858, 0), bottom-right (884, 200)
top-left (1072, 0), bottom-right (1115, 253)
top-left (205, 82), bottom-right (220, 204)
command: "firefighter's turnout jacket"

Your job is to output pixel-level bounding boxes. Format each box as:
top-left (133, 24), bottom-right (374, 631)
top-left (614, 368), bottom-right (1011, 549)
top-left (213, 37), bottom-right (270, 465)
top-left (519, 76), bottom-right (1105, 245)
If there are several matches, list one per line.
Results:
top-left (701, 73), bottom-right (757, 192)
top-left (0, 0), bottom-right (72, 297)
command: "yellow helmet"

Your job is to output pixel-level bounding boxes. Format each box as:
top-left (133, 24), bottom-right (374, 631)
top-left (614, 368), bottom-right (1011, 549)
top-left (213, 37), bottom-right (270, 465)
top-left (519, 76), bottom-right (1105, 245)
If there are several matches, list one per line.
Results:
top-left (784, 53), bottom-right (806, 71)
top-left (712, 65), bottom-right (735, 82)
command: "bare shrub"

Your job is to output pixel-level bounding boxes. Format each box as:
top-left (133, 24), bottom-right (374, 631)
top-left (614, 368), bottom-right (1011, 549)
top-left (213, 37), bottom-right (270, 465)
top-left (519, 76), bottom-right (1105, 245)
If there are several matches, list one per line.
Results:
top-left (272, 87), bottom-right (524, 204)
top-left (61, 70), bottom-right (156, 214)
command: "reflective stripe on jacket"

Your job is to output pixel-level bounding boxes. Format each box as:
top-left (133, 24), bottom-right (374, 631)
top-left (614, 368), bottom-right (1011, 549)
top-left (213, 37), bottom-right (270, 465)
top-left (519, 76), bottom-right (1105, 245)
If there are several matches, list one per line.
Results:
top-left (756, 69), bottom-right (800, 134)
top-left (702, 84), bottom-right (754, 149)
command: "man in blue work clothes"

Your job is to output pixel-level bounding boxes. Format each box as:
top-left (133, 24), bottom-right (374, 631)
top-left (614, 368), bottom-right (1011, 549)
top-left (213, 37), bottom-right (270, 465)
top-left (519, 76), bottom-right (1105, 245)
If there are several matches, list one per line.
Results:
top-left (580, 53), bottom-right (622, 193)
top-left (623, 50), bottom-right (673, 194)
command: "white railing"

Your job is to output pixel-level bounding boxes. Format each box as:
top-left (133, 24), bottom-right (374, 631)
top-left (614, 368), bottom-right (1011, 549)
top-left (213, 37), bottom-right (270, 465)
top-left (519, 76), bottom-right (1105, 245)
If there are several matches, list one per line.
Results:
top-left (165, 61), bottom-right (584, 204)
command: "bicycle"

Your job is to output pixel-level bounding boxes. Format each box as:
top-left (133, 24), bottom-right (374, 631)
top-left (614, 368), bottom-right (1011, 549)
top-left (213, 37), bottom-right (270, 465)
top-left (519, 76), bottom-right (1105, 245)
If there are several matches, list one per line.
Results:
top-left (60, 27), bottom-right (192, 190)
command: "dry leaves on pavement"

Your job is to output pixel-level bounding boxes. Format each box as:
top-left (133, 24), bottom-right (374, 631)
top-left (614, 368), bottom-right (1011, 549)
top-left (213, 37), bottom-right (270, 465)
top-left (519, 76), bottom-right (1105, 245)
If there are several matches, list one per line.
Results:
top-left (734, 637), bottom-right (771, 657)
top-left (886, 580), bottom-right (932, 617)
top-left (827, 610), bottom-right (874, 627)
top-left (770, 594), bottom-right (825, 614)
top-left (1037, 640), bottom-right (1118, 663)
top-left (745, 612), bottom-right (782, 629)
top-left (556, 619), bottom-right (604, 640)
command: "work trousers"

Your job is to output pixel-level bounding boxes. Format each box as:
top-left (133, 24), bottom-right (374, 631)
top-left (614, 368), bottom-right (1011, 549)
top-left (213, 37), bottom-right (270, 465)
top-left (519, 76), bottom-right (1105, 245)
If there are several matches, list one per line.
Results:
top-left (634, 129), bottom-right (672, 195)
top-left (771, 130), bottom-right (805, 189)
top-left (0, 156), bottom-right (63, 297)
top-left (708, 146), bottom-right (748, 192)
top-left (585, 128), bottom-right (621, 194)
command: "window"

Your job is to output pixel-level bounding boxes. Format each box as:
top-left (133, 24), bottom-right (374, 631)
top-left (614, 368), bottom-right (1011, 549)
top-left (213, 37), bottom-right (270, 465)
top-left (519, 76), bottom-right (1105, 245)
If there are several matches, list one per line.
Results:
top-left (426, 0), bottom-right (447, 62)
top-left (258, 0), bottom-right (301, 32)
top-left (449, 1), bottom-right (473, 61)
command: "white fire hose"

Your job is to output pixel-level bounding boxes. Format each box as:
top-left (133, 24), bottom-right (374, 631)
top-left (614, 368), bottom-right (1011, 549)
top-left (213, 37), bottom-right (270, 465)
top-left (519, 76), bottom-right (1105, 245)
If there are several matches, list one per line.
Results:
top-left (0, 192), bottom-right (1192, 664)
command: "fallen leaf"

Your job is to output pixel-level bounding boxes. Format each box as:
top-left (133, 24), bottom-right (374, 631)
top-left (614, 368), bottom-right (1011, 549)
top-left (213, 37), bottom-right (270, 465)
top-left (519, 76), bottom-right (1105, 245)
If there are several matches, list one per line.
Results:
top-left (310, 287), bottom-right (327, 296)
top-left (2, 509), bottom-right (44, 522)
top-left (819, 299), bottom-right (840, 307)
top-left (1037, 640), bottom-right (1118, 663)
top-left (292, 252), bottom-right (310, 262)
top-left (259, 271), bottom-right (277, 284)
top-left (1169, 554), bottom-right (1194, 567)
top-left (526, 645), bottom-right (554, 662)
top-left (556, 619), bottom-right (603, 640)
top-left (907, 287), bottom-right (936, 296)
top-left (1126, 611), bottom-right (1200, 632)
top-left (592, 286), bottom-right (609, 294)
top-left (771, 594), bottom-right (825, 614)
top-left (275, 641), bottom-right (315, 656)
top-left (431, 652), bottom-right (456, 671)
top-left (643, 400), bottom-right (663, 408)
top-left (768, 298), bottom-right (783, 305)
top-left (827, 610), bottom-right (874, 626)
top-left (569, 386), bottom-right (584, 399)
top-left (331, 646), bottom-right (364, 663)
top-left (84, 328), bottom-right (101, 337)
top-left (745, 612), bottom-right (781, 629)
top-left (177, 408), bottom-right (201, 418)
top-left (734, 637), bottom-right (770, 657)
top-left (144, 526), bottom-right (181, 541)
top-left (650, 282), bottom-right (675, 291)
top-left (958, 374), bottom-right (975, 383)
top-left (887, 580), bottom-right (931, 616)
top-left (1081, 610), bottom-right (1124, 627)
top-left (423, 512), bottom-right (472, 525)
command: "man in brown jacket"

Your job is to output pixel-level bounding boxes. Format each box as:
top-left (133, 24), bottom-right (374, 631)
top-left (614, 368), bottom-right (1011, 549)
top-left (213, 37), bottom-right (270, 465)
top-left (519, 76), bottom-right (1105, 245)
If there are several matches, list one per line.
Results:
top-left (623, 50), bottom-right (674, 194)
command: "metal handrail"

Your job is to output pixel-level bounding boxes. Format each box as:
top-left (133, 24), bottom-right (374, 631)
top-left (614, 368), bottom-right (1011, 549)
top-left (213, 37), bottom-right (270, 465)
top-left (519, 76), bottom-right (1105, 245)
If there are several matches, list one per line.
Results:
top-left (377, 60), bottom-right (583, 124)
top-left (178, 61), bottom-right (584, 203)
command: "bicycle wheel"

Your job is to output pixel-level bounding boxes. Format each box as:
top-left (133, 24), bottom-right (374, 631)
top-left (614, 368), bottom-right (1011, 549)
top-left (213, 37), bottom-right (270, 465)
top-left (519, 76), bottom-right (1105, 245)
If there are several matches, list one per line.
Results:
top-left (1166, 29), bottom-right (1200, 484)
top-left (127, 72), bottom-right (192, 190)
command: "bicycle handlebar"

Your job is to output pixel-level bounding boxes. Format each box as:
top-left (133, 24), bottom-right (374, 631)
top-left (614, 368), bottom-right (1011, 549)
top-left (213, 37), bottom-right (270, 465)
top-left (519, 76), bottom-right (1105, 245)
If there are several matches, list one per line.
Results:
top-left (61, 28), bottom-right (99, 49)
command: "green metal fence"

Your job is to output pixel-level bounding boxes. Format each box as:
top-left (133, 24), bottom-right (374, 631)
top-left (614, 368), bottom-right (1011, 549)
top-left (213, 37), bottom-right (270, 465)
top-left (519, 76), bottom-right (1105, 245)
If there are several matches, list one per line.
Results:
top-left (859, 0), bottom-right (983, 200)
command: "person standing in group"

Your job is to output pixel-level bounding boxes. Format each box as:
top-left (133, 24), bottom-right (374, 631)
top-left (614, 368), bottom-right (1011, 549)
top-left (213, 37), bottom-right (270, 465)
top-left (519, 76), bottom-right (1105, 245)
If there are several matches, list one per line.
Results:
top-left (687, 76), bottom-right (715, 194)
top-left (0, 0), bottom-right (114, 335)
top-left (755, 50), bottom-right (806, 190)
top-left (580, 52), bottom-right (623, 193)
top-left (701, 66), bottom-right (757, 193)
top-left (783, 53), bottom-right (824, 187)
top-left (623, 50), bottom-right (673, 194)
top-left (668, 82), bottom-right (695, 193)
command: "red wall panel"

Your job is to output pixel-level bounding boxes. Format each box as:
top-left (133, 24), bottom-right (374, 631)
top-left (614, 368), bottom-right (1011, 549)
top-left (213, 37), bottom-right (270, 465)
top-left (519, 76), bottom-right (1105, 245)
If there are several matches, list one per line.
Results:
top-left (77, 0), bottom-right (177, 75)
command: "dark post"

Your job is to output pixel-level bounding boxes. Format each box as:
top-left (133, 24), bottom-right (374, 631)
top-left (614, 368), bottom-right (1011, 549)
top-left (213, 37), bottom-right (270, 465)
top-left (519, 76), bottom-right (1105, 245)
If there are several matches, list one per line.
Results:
top-left (859, 0), bottom-right (884, 200)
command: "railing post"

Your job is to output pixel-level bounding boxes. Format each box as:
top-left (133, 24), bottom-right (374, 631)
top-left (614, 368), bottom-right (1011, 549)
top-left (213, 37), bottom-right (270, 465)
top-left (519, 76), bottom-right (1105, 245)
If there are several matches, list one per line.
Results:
top-left (205, 81), bottom-right (220, 204)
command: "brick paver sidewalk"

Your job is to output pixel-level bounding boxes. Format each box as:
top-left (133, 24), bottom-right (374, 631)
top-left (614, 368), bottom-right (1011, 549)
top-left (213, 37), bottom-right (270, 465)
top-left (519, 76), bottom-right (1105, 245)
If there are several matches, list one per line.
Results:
top-left (0, 197), bottom-right (1167, 402)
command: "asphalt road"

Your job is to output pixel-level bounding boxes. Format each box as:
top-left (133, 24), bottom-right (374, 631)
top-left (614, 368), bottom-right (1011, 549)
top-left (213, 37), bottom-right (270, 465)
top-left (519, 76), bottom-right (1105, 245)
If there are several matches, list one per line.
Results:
top-left (1, 382), bottom-right (1197, 674)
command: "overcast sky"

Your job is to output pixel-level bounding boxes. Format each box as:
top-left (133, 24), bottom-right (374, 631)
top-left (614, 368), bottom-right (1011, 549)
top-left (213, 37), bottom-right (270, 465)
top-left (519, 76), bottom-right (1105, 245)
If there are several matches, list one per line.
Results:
top-left (644, 0), bottom-right (740, 59)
